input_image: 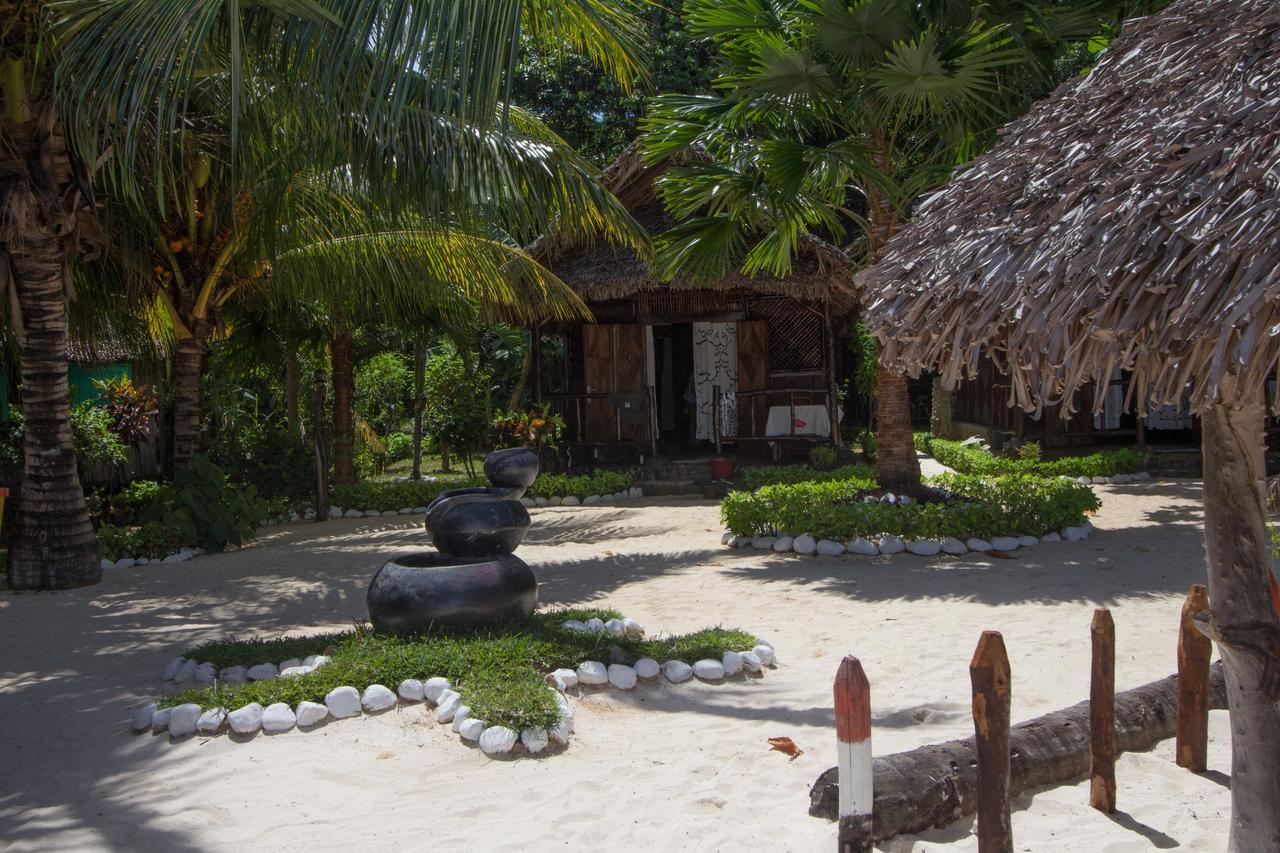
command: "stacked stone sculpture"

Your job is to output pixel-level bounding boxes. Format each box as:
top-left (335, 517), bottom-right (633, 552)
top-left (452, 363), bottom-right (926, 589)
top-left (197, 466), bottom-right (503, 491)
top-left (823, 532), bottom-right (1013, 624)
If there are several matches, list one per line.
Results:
top-left (367, 448), bottom-right (539, 633)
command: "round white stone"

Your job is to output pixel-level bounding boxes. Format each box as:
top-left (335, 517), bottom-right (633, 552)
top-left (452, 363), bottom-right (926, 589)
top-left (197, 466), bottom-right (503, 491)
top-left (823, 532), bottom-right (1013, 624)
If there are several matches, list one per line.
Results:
top-left (1062, 526), bottom-right (1088, 542)
top-left (634, 658), bottom-right (660, 679)
top-left (520, 497), bottom-right (535, 508)
top-left (562, 496), bottom-right (580, 506)
top-left (721, 651), bottom-right (744, 676)
top-left (940, 537), bottom-right (969, 554)
top-left (740, 651), bottom-right (763, 673)
top-left (324, 686), bottom-right (362, 719)
top-left (753, 644), bottom-right (776, 666)
top-left (458, 718), bottom-right (487, 741)
top-left (451, 706), bottom-right (473, 732)
top-left (262, 702), bottom-right (297, 733)
top-left (847, 537), bottom-right (879, 556)
top-left (547, 496), bottom-right (563, 506)
top-left (279, 658), bottom-right (302, 670)
top-left (548, 717), bottom-right (573, 745)
top-left (661, 660), bottom-right (693, 683)
top-left (174, 658), bottom-right (198, 684)
top-left (1041, 531), bottom-right (1062, 542)
top-left (197, 707), bottom-right (226, 735)
top-left (220, 665), bottom-right (247, 684)
top-left (966, 538), bottom-right (994, 551)
top-left (398, 679), bottom-right (425, 702)
top-left (751, 535), bottom-right (777, 549)
top-left (135, 557), bottom-right (149, 566)
top-left (720, 531), bottom-right (734, 545)
top-left (100, 558), bottom-right (115, 572)
top-left (228, 702), bottom-right (265, 734)
top-left (990, 536), bottom-right (1021, 551)
top-left (131, 703), bottom-right (158, 732)
top-left (295, 701), bottom-right (329, 727)
top-left (114, 557), bottom-right (136, 570)
top-left (772, 535), bottom-right (794, 553)
top-left (1016, 535), bottom-right (1039, 547)
top-left (343, 508), bottom-right (363, 518)
top-left (907, 539), bottom-right (942, 556)
top-left (534, 496), bottom-right (549, 507)
top-left (607, 664), bottom-right (637, 690)
top-left (584, 618), bottom-right (606, 633)
top-left (361, 684), bottom-right (397, 712)
top-left (878, 535), bottom-right (906, 555)
top-left (521, 727), bottom-right (550, 754)
top-left (1091, 475), bottom-right (1108, 484)
top-left (622, 618), bottom-right (644, 638)
top-left (246, 662), bottom-right (278, 681)
top-left (881, 492), bottom-right (897, 504)
top-left (577, 661), bottom-right (608, 686)
top-left (816, 539), bottom-right (845, 556)
top-left (423, 677), bottom-right (452, 702)
top-left (793, 534), bottom-right (817, 555)
top-left (193, 662), bottom-right (217, 684)
top-left (398, 507), bottom-right (414, 515)
top-left (167, 703), bottom-right (201, 738)
top-left (562, 619), bottom-right (588, 632)
top-left (693, 659), bottom-right (724, 681)
top-left (412, 506), bottom-right (429, 513)
top-left (435, 691), bottom-right (463, 722)
top-left (329, 507), bottom-right (344, 519)
top-left (604, 618), bottom-right (627, 637)
top-left (479, 726), bottom-right (519, 755)
top-left (551, 667), bottom-right (579, 690)
top-left (583, 495), bottom-right (600, 506)
top-left (162, 657), bottom-right (186, 681)
top-left (150, 707), bottom-right (172, 733)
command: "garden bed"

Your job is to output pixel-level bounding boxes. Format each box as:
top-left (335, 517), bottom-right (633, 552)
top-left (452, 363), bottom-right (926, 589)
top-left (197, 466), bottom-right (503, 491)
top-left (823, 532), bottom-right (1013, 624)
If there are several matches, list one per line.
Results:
top-left (918, 436), bottom-right (1144, 479)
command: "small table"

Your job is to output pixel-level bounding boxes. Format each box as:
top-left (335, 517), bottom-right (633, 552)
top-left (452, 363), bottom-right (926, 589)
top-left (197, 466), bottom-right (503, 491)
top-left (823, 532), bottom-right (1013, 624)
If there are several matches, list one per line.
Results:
top-left (765, 405), bottom-right (834, 438)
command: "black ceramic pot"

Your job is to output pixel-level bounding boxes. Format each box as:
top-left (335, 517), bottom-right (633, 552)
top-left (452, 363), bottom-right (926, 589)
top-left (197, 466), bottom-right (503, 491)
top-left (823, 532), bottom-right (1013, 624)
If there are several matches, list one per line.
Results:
top-left (483, 447), bottom-right (539, 491)
top-left (367, 552), bottom-right (538, 633)
top-left (426, 493), bottom-right (531, 557)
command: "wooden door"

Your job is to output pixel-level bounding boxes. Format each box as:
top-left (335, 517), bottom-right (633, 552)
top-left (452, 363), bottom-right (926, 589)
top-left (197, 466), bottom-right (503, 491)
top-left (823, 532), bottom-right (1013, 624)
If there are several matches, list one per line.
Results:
top-left (737, 320), bottom-right (768, 438)
top-left (582, 324), bottom-right (651, 443)
top-left (583, 324), bottom-right (615, 440)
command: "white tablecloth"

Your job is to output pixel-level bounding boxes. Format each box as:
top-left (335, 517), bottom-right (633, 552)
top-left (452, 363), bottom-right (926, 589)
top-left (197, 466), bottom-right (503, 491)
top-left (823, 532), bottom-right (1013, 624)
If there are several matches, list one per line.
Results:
top-left (765, 404), bottom-right (833, 438)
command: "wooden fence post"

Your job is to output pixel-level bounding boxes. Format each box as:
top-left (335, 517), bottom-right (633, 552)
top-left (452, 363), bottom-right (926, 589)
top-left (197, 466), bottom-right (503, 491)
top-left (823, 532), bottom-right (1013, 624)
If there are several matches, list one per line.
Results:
top-left (1089, 608), bottom-right (1116, 812)
top-left (970, 631), bottom-right (1012, 853)
top-left (835, 655), bottom-right (872, 853)
top-left (1176, 584), bottom-right (1212, 771)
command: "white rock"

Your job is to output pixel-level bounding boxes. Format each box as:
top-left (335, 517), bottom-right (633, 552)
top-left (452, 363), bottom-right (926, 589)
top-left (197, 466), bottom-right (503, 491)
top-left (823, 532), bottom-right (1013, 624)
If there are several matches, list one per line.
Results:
top-left (898, 495), bottom-right (914, 506)
top-left (151, 707), bottom-right (172, 733)
top-left (907, 539), bottom-right (942, 557)
top-left (551, 690), bottom-right (573, 722)
top-left (584, 618), bottom-right (605, 633)
top-left (174, 658), bottom-right (198, 684)
top-left (772, 534), bottom-right (794, 552)
top-left (793, 534), bottom-right (817, 555)
top-left (162, 657), bottom-right (186, 681)
top-left (168, 703), bottom-right (202, 738)
top-left (881, 492), bottom-right (897, 504)
top-left (397, 679), bottom-right (425, 702)
top-left (1135, 471), bottom-right (1151, 480)
top-left (262, 703), bottom-right (297, 733)
top-left (398, 507), bottom-right (415, 515)
top-left (816, 539), bottom-right (845, 556)
top-left (1041, 531), bottom-right (1062, 542)
top-left (878, 535), bottom-right (905, 555)
top-left (280, 665), bottom-right (313, 678)
top-left (1016, 535), bottom-right (1039, 547)
top-left (753, 644), bottom-right (776, 666)
top-left (862, 495), bottom-right (878, 504)
top-left (329, 507), bottom-right (345, 519)
top-left (583, 495), bottom-right (601, 506)
top-left (577, 661), bottom-right (608, 686)
top-left (131, 703), bottom-right (158, 732)
top-left (549, 668), bottom-right (579, 691)
top-left (521, 727), bottom-right (550, 754)
top-left (521, 498), bottom-right (536, 508)
top-left (721, 651), bottom-right (744, 676)
top-left (101, 558), bottom-right (115, 572)
top-left (114, 557), bottom-right (136, 570)
top-left (458, 718), bottom-right (487, 741)
top-left (604, 618), bottom-right (627, 638)
top-left (343, 508), bottom-right (363, 518)
top-left (423, 677), bottom-right (451, 702)
top-left (693, 659), bottom-right (725, 681)
top-left (622, 618), bottom-right (644, 638)
top-left (197, 707), bottom-right (226, 735)
top-left (228, 703), bottom-right (265, 735)
top-left (1062, 526), bottom-right (1088, 542)
top-left (562, 619), bottom-right (588, 632)
top-left (479, 726), bottom-right (519, 755)
top-left (435, 691), bottom-right (463, 723)
top-left (247, 662), bottom-right (278, 681)
top-left (451, 706), bottom-right (473, 732)
top-left (662, 660), bottom-right (693, 683)
top-left (562, 496), bottom-right (580, 506)
top-left (630, 487), bottom-right (643, 498)
top-left (303, 510), bottom-right (316, 520)
top-left (847, 537), bottom-right (879, 556)
top-left (295, 701), bottom-right (329, 727)
top-left (380, 510), bottom-right (398, 517)
top-left (1112, 474), bottom-right (1131, 484)
top-left (549, 717), bottom-right (573, 745)
top-left (412, 506), bottom-right (429, 514)
top-left (634, 658), bottom-right (660, 679)
top-left (608, 664), bottom-right (637, 690)
top-left (220, 665), bottom-right (247, 684)
top-left (990, 536), bottom-right (1020, 551)
top-left (534, 496), bottom-right (549, 507)
top-left (325, 686), bottom-right (362, 719)
top-left (751, 535), bottom-right (777, 549)
top-left (194, 662), bottom-right (217, 684)
top-left (720, 531), bottom-right (734, 545)
top-left (161, 552), bottom-right (188, 564)
top-left (361, 684), bottom-right (397, 712)
top-left (940, 538), bottom-right (969, 555)
top-left (740, 651), bottom-right (763, 673)
top-left (135, 557), bottom-right (150, 566)
top-left (547, 496), bottom-right (563, 506)
top-left (305, 655), bottom-right (330, 669)
top-left (1091, 475), bottom-right (1108, 484)
top-left (967, 538), bottom-right (994, 551)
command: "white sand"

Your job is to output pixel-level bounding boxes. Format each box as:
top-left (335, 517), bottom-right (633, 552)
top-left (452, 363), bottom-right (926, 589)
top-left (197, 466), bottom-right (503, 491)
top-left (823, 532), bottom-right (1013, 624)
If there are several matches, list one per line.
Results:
top-left (0, 480), bottom-right (1232, 851)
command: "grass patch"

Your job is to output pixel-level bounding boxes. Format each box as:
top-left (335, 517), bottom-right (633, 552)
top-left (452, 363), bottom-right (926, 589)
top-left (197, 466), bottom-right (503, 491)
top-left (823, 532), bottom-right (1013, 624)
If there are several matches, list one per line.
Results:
top-left (160, 608), bottom-right (758, 732)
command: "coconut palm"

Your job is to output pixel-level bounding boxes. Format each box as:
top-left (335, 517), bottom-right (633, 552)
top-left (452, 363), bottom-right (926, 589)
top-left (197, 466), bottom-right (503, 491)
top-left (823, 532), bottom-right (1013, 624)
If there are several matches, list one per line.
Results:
top-left (2, 0), bottom-right (645, 590)
top-left (640, 0), bottom-right (1117, 489)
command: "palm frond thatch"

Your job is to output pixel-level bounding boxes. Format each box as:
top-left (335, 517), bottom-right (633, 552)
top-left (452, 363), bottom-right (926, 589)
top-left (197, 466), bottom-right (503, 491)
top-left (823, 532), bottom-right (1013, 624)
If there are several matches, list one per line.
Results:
top-left (858, 0), bottom-right (1280, 416)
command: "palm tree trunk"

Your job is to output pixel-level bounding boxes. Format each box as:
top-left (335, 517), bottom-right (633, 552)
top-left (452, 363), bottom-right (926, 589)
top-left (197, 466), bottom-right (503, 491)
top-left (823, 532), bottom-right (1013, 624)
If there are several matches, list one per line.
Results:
top-left (171, 322), bottom-right (207, 473)
top-left (874, 363), bottom-right (920, 490)
top-left (331, 324), bottom-right (356, 486)
top-left (411, 342), bottom-right (426, 480)
top-left (5, 195), bottom-right (100, 590)
top-left (1199, 387), bottom-right (1280, 851)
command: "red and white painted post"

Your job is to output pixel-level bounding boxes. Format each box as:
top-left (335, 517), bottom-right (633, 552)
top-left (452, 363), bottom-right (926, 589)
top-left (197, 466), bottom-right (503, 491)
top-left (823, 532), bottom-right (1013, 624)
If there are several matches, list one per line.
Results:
top-left (835, 655), bottom-right (873, 852)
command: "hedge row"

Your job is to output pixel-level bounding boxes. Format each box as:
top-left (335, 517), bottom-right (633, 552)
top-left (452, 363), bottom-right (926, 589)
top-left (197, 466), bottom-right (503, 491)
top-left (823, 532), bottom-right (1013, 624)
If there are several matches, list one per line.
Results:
top-left (921, 437), bottom-right (1143, 478)
top-left (526, 470), bottom-right (633, 500)
top-left (330, 470), bottom-right (634, 511)
top-left (720, 473), bottom-right (1099, 541)
top-left (736, 463), bottom-right (876, 492)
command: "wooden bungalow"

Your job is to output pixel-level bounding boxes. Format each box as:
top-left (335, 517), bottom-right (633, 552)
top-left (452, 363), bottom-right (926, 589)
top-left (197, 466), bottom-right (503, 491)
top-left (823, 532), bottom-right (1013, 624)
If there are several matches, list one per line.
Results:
top-left (532, 144), bottom-right (857, 463)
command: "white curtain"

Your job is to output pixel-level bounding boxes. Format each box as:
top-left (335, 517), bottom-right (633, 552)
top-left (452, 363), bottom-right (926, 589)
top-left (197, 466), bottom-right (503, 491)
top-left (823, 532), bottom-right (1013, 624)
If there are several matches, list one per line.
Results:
top-left (693, 322), bottom-right (738, 440)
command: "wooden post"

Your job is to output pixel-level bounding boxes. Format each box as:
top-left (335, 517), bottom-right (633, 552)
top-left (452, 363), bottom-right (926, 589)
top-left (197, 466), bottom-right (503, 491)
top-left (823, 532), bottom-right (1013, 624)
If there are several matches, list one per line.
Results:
top-left (835, 656), bottom-right (872, 853)
top-left (1089, 608), bottom-right (1116, 812)
top-left (531, 324), bottom-right (543, 406)
top-left (1176, 583), bottom-right (1212, 771)
top-left (713, 384), bottom-right (723, 456)
top-left (823, 300), bottom-right (842, 448)
top-left (969, 631), bottom-right (1012, 853)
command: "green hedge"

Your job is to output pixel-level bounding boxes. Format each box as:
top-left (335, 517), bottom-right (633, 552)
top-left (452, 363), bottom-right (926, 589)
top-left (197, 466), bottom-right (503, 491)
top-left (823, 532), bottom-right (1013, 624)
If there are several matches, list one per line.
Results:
top-left (720, 473), bottom-right (1099, 541)
top-left (526, 470), bottom-right (633, 499)
top-left (736, 463), bottom-right (876, 492)
top-left (922, 437), bottom-right (1143, 478)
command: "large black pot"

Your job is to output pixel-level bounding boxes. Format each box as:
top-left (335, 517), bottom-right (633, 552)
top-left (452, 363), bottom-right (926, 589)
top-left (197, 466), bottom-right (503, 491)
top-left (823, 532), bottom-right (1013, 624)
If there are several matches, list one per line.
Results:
top-left (367, 552), bottom-right (538, 633)
top-left (425, 492), bottom-right (531, 557)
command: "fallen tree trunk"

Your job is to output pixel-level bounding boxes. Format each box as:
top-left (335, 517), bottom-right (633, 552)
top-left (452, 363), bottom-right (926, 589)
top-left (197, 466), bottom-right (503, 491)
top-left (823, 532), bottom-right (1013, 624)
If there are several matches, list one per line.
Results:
top-left (809, 662), bottom-right (1227, 843)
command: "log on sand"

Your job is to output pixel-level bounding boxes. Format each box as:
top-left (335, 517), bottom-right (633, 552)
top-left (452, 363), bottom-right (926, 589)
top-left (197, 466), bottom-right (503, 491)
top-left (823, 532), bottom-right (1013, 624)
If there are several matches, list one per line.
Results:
top-left (809, 663), bottom-right (1227, 841)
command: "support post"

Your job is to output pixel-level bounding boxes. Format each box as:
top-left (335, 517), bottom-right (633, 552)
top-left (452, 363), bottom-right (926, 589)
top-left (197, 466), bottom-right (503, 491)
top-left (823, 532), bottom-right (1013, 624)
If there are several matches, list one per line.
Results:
top-left (1176, 583), bottom-right (1212, 771)
top-left (1089, 608), bottom-right (1116, 813)
top-left (823, 300), bottom-right (842, 448)
top-left (713, 384), bottom-right (723, 456)
top-left (531, 324), bottom-right (543, 407)
top-left (835, 656), bottom-right (872, 853)
top-left (970, 631), bottom-right (1012, 853)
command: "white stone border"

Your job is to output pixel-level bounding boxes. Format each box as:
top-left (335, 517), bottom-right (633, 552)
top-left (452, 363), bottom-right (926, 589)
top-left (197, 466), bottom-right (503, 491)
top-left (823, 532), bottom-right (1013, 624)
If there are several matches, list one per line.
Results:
top-left (723, 521), bottom-right (1094, 557)
top-left (130, 616), bottom-right (775, 758)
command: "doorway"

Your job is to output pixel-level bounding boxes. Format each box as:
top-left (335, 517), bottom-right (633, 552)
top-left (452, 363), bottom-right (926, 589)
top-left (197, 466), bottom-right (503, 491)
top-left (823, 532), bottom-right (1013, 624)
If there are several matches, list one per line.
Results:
top-left (652, 323), bottom-right (695, 448)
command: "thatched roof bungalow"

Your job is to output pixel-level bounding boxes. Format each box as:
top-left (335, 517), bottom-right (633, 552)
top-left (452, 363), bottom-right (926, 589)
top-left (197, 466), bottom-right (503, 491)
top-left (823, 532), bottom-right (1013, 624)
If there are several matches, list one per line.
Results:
top-left (858, 0), bottom-right (1280, 846)
top-left (533, 143), bottom-right (857, 460)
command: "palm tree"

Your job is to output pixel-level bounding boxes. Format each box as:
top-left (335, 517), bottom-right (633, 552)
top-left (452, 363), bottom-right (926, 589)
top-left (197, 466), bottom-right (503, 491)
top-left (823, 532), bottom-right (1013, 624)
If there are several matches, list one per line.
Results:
top-left (3, 0), bottom-right (645, 589)
top-left (640, 0), bottom-right (1114, 489)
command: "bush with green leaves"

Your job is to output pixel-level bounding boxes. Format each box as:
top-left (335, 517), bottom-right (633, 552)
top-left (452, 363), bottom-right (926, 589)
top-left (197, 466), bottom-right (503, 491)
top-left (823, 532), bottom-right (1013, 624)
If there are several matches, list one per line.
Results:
top-left (331, 478), bottom-right (485, 513)
top-left (423, 351), bottom-right (492, 460)
top-left (141, 454), bottom-right (267, 552)
top-left (160, 608), bottom-right (759, 731)
top-left (736, 463), bottom-right (875, 492)
top-left (923, 436), bottom-right (1143, 478)
top-left (209, 422), bottom-right (314, 504)
top-left (526, 470), bottom-right (633, 500)
top-left (96, 521), bottom-right (187, 561)
top-left (70, 403), bottom-right (130, 467)
top-left (104, 479), bottom-right (166, 525)
top-left (355, 352), bottom-right (411, 436)
top-left (808, 445), bottom-right (837, 471)
top-left (385, 432), bottom-right (414, 463)
top-left (721, 473), bottom-right (1099, 541)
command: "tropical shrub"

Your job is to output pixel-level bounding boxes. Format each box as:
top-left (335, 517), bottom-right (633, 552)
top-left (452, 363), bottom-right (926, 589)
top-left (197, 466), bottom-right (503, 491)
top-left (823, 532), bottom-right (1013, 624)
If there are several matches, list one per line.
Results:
top-left (809, 445), bottom-right (837, 471)
top-left (736, 463), bottom-right (875, 492)
top-left (422, 352), bottom-right (492, 470)
top-left (92, 376), bottom-right (158, 444)
top-left (96, 521), bottom-right (187, 561)
top-left (490, 409), bottom-right (563, 451)
top-left (141, 454), bottom-right (267, 552)
top-left (526, 470), bottom-right (633, 500)
top-left (104, 479), bottom-right (167, 525)
top-left (209, 422), bottom-right (314, 504)
top-left (385, 432), bottom-right (414, 463)
top-left (922, 437), bottom-right (1143, 478)
top-left (355, 352), bottom-right (411, 436)
top-left (721, 474), bottom-right (1098, 541)
top-left (68, 404), bottom-right (130, 468)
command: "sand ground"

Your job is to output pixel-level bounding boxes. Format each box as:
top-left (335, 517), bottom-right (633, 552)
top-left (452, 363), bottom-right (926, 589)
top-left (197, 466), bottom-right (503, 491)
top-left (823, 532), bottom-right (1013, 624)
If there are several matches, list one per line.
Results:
top-left (0, 480), bottom-right (1232, 852)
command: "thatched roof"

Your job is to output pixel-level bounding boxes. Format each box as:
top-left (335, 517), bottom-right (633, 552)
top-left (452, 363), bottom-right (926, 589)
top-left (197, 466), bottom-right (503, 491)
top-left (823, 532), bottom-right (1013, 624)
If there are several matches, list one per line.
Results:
top-left (538, 142), bottom-right (856, 313)
top-left (859, 0), bottom-right (1280, 416)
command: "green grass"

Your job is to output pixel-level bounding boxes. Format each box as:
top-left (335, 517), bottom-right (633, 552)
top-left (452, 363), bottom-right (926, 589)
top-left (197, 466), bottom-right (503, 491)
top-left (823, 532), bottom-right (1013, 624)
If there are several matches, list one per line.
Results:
top-left (160, 609), bottom-right (759, 732)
